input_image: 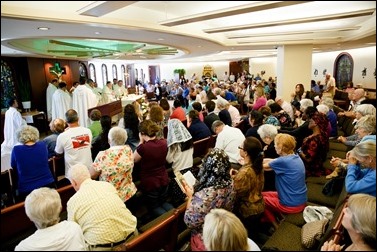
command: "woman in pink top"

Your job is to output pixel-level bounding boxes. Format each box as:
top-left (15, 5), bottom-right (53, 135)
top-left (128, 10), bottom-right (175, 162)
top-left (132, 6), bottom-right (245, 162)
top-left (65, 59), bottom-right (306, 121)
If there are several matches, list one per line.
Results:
top-left (249, 86), bottom-right (267, 111)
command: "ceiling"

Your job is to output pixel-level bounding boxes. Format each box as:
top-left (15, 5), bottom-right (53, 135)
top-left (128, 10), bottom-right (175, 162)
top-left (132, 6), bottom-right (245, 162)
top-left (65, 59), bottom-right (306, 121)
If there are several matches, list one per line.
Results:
top-left (1, 1), bottom-right (376, 63)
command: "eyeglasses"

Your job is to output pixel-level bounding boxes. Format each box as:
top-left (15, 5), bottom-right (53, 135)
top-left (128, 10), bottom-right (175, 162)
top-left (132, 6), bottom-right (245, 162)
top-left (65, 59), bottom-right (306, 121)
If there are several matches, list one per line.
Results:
top-left (238, 146), bottom-right (244, 150)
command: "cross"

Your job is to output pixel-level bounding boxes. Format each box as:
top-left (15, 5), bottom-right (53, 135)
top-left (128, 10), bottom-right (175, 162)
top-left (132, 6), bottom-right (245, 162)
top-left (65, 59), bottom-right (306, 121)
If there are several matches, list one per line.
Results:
top-left (49, 62), bottom-right (66, 77)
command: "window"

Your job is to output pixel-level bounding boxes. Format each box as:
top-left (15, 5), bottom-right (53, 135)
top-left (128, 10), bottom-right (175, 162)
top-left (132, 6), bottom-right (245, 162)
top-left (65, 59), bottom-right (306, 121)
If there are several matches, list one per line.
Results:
top-left (102, 64), bottom-right (108, 86)
top-left (121, 65), bottom-right (126, 83)
top-left (1, 60), bottom-right (16, 109)
top-left (112, 64), bottom-right (118, 80)
top-left (334, 53), bottom-right (353, 90)
top-left (89, 63), bottom-right (96, 83)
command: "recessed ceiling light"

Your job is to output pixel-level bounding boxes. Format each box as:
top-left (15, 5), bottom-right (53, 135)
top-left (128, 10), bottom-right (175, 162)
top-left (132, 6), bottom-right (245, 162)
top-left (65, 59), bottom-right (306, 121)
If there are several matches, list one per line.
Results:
top-left (38, 27), bottom-right (50, 31)
top-left (157, 38), bottom-right (164, 41)
top-left (95, 32), bottom-right (101, 35)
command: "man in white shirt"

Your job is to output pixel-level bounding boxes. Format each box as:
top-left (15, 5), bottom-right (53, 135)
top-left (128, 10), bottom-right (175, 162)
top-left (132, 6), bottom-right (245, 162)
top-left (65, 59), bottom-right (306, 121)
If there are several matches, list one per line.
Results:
top-left (46, 78), bottom-right (59, 121)
top-left (324, 73), bottom-right (336, 97)
top-left (1, 98), bottom-right (27, 171)
top-left (229, 72), bottom-right (236, 83)
top-left (212, 120), bottom-right (245, 166)
top-left (51, 81), bottom-right (72, 121)
top-left (275, 96), bottom-right (294, 121)
top-left (223, 71), bottom-right (229, 82)
top-left (55, 109), bottom-right (93, 177)
top-left (72, 82), bottom-right (98, 128)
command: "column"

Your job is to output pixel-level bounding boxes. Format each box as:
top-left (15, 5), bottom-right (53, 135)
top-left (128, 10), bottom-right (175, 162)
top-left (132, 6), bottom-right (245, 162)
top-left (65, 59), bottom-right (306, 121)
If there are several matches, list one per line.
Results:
top-left (276, 44), bottom-right (313, 102)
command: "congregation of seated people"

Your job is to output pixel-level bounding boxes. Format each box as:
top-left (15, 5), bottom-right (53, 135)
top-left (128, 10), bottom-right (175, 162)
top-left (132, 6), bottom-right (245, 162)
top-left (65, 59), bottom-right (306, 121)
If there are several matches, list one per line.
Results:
top-left (2, 75), bottom-right (376, 251)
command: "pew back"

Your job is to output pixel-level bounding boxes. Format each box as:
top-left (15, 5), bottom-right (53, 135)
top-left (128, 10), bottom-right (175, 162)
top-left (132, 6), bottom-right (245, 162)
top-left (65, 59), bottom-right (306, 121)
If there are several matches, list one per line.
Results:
top-left (1, 184), bottom-right (75, 250)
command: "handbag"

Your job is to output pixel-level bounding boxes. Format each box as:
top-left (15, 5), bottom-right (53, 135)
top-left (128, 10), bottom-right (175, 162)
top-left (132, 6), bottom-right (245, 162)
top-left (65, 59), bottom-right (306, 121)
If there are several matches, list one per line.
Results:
top-left (301, 219), bottom-right (329, 249)
top-left (322, 176), bottom-right (345, 196)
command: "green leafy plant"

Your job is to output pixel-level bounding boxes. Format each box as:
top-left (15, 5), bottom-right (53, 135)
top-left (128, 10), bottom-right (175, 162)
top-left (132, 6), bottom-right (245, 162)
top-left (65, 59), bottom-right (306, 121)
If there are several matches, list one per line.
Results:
top-left (173, 69), bottom-right (186, 77)
top-left (17, 75), bottom-right (31, 102)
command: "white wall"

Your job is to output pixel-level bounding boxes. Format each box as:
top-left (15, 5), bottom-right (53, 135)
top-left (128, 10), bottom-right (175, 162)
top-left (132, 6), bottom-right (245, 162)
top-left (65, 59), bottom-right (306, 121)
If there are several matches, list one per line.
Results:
top-left (89, 46), bottom-right (375, 90)
top-left (312, 46), bottom-right (376, 89)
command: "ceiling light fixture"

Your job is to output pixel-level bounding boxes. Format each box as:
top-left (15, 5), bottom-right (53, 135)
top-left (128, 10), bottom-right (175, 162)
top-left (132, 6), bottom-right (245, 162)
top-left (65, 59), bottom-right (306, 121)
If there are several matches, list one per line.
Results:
top-left (38, 27), bottom-right (50, 31)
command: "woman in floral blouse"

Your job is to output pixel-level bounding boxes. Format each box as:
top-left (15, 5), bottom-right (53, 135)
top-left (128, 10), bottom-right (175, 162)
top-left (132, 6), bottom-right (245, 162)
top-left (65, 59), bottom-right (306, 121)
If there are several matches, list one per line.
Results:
top-left (89, 126), bottom-right (137, 203)
top-left (183, 148), bottom-right (235, 251)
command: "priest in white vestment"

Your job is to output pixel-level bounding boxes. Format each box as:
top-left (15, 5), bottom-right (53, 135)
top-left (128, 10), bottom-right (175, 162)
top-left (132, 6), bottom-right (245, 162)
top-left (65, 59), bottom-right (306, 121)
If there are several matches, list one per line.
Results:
top-left (72, 83), bottom-right (97, 128)
top-left (51, 82), bottom-right (72, 121)
top-left (46, 78), bottom-right (59, 121)
top-left (1, 98), bottom-right (26, 171)
top-left (101, 81), bottom-right (116, 104)
top-left (113, 80), bottom-right (128, 99)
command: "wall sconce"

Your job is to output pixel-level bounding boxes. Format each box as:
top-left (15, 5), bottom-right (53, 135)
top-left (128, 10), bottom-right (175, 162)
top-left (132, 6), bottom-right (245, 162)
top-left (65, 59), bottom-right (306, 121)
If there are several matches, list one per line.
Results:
top-left (362, 67), bottom-right (367, 78)
top-left (314, 69), bottom-right (318, 77)
top-left (323, 69), bottom-right (327, 76)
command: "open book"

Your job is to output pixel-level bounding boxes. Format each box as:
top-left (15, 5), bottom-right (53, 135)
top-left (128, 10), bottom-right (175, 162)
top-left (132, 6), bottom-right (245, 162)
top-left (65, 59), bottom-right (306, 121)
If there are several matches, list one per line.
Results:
top-left (175, 171), bottom-right (197, 193)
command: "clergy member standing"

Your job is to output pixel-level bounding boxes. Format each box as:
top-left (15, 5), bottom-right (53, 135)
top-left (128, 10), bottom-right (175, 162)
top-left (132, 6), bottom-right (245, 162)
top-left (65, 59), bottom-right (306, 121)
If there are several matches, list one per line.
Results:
top-left (72, 81), bottom-right (97, 128)
top-left (46, 78), bottom-right (59, 121)
top-left (51, 81), bottom-right (72, 121)
top-left (1, 98), bottom-right (26, 171)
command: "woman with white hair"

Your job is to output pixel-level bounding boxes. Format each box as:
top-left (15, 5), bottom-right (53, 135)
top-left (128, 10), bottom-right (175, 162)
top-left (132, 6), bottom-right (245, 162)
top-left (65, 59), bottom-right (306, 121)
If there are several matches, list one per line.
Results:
top-left (15, 187), bottom-right (86, 251)
top-left (321, 193), bottom-right (376, 251)
top-left (354, 104), bottom-right (376, 123)
top-left (11, 125), bottom-right (55, 201)
top-left (90, 126), bottom-right (137, 203)
top-left (345, 140), bottom-right (376, 196)
top-left (258, 124), bottom-right (279, 159)
top-left (337, 115), bottom-right (376, 147)
top-left (320, 97), bottom-right (338, 138)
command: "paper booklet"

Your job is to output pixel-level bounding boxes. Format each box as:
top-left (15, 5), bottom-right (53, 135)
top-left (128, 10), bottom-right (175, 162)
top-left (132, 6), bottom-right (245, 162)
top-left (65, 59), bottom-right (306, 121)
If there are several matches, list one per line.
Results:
top-left (175, 170), bottom-right (197, 193)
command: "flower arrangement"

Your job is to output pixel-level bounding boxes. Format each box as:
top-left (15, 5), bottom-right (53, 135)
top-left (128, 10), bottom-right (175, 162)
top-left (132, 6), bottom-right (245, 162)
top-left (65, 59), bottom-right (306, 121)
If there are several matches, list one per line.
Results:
top-left (140, 98), bottom-right (149, 116)
top-left (134, 97), bottom-right (149, 120)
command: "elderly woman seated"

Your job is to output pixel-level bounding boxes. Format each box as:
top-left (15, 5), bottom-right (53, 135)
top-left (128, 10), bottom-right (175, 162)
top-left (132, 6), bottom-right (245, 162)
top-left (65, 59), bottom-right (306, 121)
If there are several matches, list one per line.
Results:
top-left (90, 126), bottom-right (137, 204)
top-left (15, 187), bottom-right (86, 250)
top-left (11, 125), bottom-right (56, 201)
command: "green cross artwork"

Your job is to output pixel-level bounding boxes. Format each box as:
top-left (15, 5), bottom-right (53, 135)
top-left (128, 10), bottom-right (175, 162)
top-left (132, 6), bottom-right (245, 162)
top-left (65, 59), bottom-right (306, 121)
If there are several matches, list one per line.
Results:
top-left (49, 62), bottom-right (66, 79)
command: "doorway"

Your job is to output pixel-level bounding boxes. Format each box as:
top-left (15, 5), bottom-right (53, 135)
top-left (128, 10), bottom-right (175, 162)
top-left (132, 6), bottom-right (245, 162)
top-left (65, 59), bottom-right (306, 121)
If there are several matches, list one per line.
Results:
top-left (149, 65), bottom-right (160, 84)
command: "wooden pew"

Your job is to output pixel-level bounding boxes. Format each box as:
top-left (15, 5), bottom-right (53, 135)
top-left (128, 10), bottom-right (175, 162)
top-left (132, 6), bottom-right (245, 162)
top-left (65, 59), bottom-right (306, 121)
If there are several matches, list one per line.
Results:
top-left (87, 100), bottom-right (122, 118)
top-left (116, 203), bottom-right (187, 251)
top-left (1, 185), bottom-right (75, 250)
top-left (1, 169), bottom-right (15, 208)
top-left (193, 136), bottom-right (211, 159)
top-left (48, 155), bottom-right (68, 188)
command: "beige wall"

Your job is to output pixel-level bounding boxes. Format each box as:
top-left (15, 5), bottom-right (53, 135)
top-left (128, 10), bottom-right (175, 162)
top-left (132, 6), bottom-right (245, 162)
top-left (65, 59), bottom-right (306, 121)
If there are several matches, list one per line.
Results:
top-left (159, 62), bottom-right (229, 82)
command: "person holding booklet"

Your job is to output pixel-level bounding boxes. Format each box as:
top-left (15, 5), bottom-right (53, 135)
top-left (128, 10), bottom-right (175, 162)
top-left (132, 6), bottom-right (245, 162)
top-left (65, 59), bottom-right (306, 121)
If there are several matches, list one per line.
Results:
top-left (183, 148), bottom-right (236, 251)
top-left (166, 119), bottom-right (194, 206)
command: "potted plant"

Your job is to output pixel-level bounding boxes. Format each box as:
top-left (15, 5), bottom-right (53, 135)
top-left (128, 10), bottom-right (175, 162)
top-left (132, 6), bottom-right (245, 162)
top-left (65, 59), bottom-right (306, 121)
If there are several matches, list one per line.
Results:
top-left (17, 75), bottom-right (32, 111)
top-left (173, 69), bottom-right (186, 83)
